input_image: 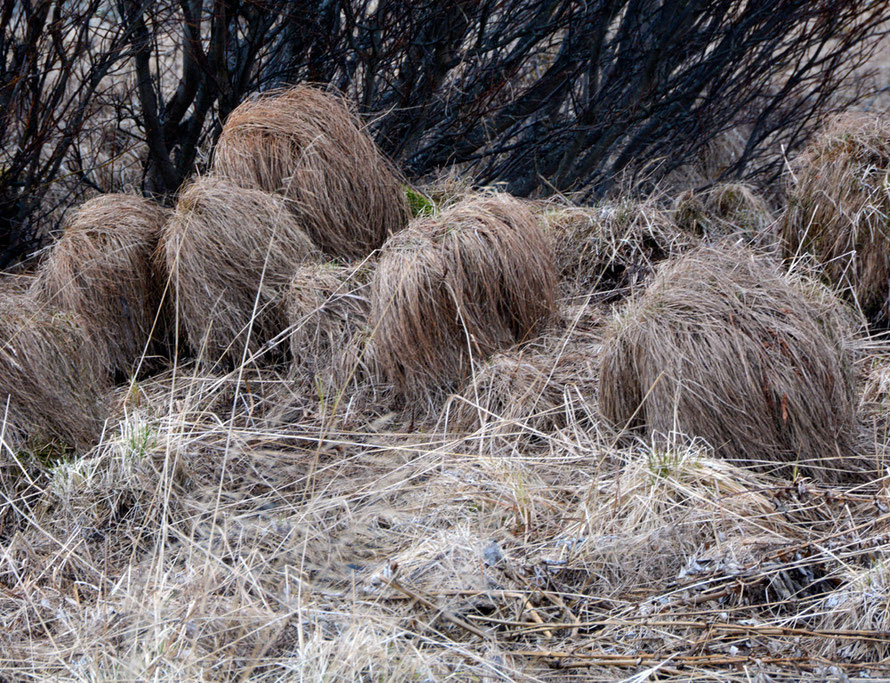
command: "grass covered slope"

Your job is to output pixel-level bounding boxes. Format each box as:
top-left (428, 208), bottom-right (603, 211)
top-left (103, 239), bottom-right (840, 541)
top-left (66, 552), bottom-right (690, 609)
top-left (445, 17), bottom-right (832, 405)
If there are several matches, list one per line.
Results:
top-left (4, 127), bottom-right (890, 679)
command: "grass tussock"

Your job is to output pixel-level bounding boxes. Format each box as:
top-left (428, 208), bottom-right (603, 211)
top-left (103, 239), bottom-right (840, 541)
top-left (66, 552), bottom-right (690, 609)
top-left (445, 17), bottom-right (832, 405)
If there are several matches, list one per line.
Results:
top-left (781, 113), bottom-right (890, 322)
top-left (285, 260), bottom-right (383, 404)
top-left (30, 194), bottom-right (170, 377)
top-left (212, 85), bottom-right (409, 259)
top-left (369, 193), bottom-right (556, 399)
top-left (542, 197), bottom-right (693, 300)
top-left (444, 303), bottom-right (602, 436)
top-left (599, 244), bottom-right (866, 483)
top-left (674, 182), bottom-right (775, 239)
top-left (162, 176), bottom-right (321, 367)
top-left (0, 293), bottom-right (108, 453)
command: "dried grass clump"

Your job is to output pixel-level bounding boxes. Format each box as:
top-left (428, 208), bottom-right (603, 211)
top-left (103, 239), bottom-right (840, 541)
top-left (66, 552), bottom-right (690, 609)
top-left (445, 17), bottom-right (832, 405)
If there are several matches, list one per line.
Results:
top-left (599, 245), bottom-right (864, 483)
top-left (445, 348), bottom-right (596, 436)
top-left (557, 438), bottom-right (800, 595)
top-left (781, 113), bottom-right (890, 322)
top-left (445, 303), bottom-right (602, 434)
top-left (369, 194), bottom-right (556, 398)
top-left (674, 182), bottom-right (775, 239)
top-left (286, 261), bottom-right (377, 388)
top-left (212, 85), bottom-right (409, 259)
top-left (809, 561), bottom-right (890, 661)
top-left (542, 198), bottom-right (693, 299)
top-left (0, 294), bottom-right (108, 451)
top-left (30, 194), bottom-right (170, 377)
top-left (162, 176), bottom-right (321, 367)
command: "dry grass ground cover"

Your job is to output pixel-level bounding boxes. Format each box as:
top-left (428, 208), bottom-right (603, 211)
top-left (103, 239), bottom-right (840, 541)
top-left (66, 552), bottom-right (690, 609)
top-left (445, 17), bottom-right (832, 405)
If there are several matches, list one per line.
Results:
top-left (370, 193), bottom-right (556, 400)
top-left (781, 113), bottom-right (890, 323)
top-left (5, 121), bottom-right (890, 678)
top-left (2, 338), bottom-right (890, 680)
top-left (162, 176), bottom-right (321, 367)
top-left (542, 197), bottom-right (693, 301)
top-left (30, 194), bottom-right (171, 378)
top-left (674, 182), bottom-right (776, 240)
top-left (599, 245), bottom-right (866, 483)
top-left (212, 85), bottom-right (409, 260)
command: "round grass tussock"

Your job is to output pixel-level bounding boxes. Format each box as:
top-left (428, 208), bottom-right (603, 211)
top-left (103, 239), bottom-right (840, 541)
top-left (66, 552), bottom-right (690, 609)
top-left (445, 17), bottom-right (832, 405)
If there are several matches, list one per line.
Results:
top-left (369, 194), bottom-right (556, 398)
top-left (674, 182), bottom-right (774, 238)
top-left (30, 194), bottom-right (170, 378)
top-left (0, 294), bottom-right (108, 452)
top-left (162, 176), bottom-right (321, 367)
top-left (781, 113), bottom-right (890, 322)
top-left (286, 261), bottom-right (377, 388)
top-left (543, 198), bottom-right (691, 299)
top-left (599, 245), bottom-right (863, 483)
top-left (445, 347), bottom-right (596, 436)
top-left (212, 85), bottom-right (409, 259)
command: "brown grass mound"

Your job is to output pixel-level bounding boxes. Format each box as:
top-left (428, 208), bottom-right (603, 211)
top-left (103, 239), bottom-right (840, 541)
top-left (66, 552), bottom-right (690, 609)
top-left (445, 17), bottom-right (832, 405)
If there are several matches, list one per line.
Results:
top-left (445, 303), bottom-right (602, 435)
top-left (599, 245), bottom-right (864, 483)
top-left (286, 261), bottom-right (378, 388)
top-left (212, 86), bottom-right (409, 259)
top-left (0, 294), bottom-right (108, 452)
top-left (781, 113), bottom-right (890, 322)
top-left (162, 176), bottom-right (321, 367)
top-left (542, 198), bottom-right (693, 300)
top-left (674, 182), bottom-right (775, 239)
top-left (30, 194), bottom-right (170, 378)
top-left (369, 194), bottom-right (556, 398)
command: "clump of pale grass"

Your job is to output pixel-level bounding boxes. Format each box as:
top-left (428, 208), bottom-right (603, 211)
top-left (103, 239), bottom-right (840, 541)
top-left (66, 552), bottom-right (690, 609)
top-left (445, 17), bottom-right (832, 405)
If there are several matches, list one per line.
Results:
top-left (674, 182), bottom-right (775, 239)
top-left (599, 244), bottom-right (866, 483)
top-left (541, 198), bottom-right (693, 299)
top-left (212, 85), bottom-right (409, 259)
top-left (809, 559), bottom-right (890, 661)
top-left (444, 303), bottom-right (602, 435)
top-left (369, 193), bottom-right (556, 399)
top-left (286, 260), bottom-right (377, 388)
top-left (161, 176), bottom-right (321, 367)
top-left (781, 113), bottom-right (890, 322)
top-left (30, 194), bottom-right (170, 377)
top-left (555, 437), bottom-right (799, 595)
top-left (0, 293), bottom-right (108, 452)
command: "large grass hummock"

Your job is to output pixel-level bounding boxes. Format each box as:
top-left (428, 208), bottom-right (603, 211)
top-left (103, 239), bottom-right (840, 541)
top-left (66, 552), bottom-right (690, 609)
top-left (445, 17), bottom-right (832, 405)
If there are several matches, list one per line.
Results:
top-left (0, 294), bottom-right (108, 452)
top-left (599, 244), bottom-right (865, 483)
top-left (30, 194), bottom-right (170, 378)
top-left (161, 176), bottom-right (321, 367)
top-left (369, 194), bottom-right (556, 399)
top-left (781, 113), bottom-right (890, 323)
top-left (212, 85), bottom-right (409, 260)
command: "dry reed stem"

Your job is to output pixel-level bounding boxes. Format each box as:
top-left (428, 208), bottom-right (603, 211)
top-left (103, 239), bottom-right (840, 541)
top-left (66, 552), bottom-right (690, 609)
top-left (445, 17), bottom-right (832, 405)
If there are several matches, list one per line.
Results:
top-left (369, 193), bottom-right (556, 399)
top-left (781, 113), bottom-right (890, 322)
top-left (161, 176), bottom-right (321, 367)
top-left (212, 85), bottom-right (409, 259)
top-left (30, 194), bottom-right (170, 377)
top-left (599, 244), bottom-right (866, 483)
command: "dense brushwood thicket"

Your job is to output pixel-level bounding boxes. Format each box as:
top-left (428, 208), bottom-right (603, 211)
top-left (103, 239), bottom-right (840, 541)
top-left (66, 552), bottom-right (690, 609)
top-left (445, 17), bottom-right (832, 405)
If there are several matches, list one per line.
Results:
top-left (1, 0), bottom-right (887, 265)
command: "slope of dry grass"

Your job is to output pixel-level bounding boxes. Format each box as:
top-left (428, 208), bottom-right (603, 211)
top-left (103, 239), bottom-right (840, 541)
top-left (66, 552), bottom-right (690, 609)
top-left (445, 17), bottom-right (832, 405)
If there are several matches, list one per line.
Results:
top-left (1, 189), bottom-right (889, 680)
